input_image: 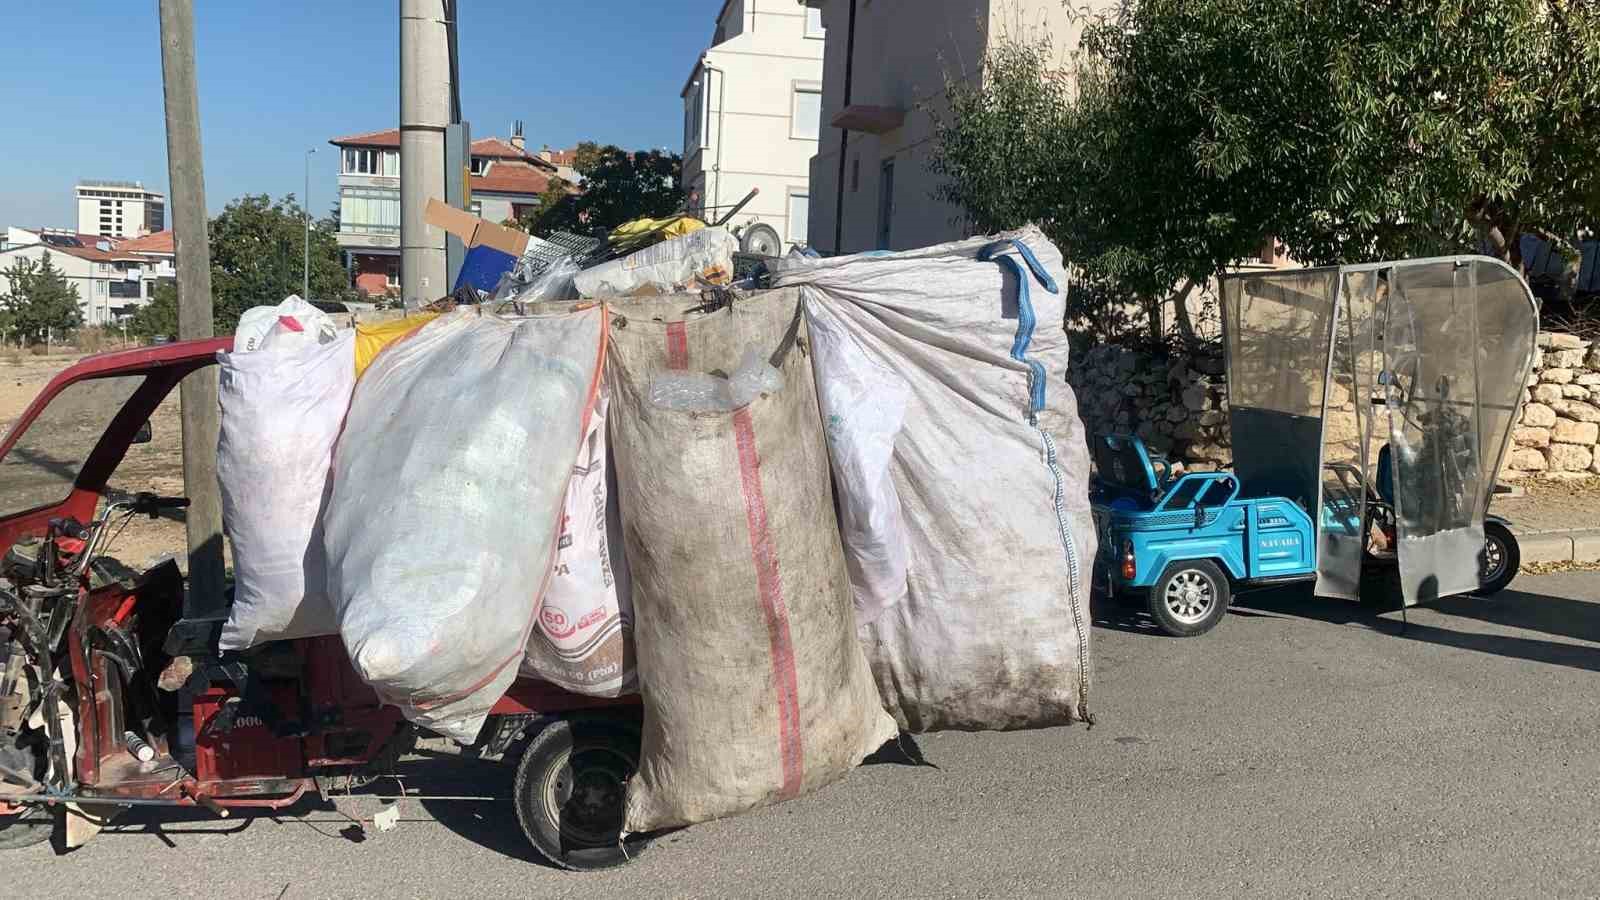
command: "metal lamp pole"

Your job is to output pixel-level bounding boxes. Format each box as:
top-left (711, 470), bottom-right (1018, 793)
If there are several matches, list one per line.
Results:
top-left (303, 147), bottom-right (316, 299)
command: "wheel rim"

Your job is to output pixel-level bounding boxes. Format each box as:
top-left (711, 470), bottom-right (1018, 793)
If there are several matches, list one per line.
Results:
top-left (1482, 535), bottom-right (1507, 583)
top-left (539, 742), bottom-right (635, 849)
top-left (1163, 569), bottom-right (1216, 625)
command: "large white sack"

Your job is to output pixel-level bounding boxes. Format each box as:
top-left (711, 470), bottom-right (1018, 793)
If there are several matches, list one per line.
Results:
top-left (519, 387), bottom-right (636, 697)
top-left (234, 295), bottom-right (337, 353)
top-left (775, 227), bottom-right (1096, 733)
top-left (217, 329), bottom-right (356, 650)
top-left (607, 288), bottom-right (897, 833)
top-left (323, 309), bottom-right (605, 742)
top-left (574, 227), bottom-right (736, 298)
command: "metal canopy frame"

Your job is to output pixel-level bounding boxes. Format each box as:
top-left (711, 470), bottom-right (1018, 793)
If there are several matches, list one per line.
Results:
top-left (1220, 255), bottom-right (1539, 604)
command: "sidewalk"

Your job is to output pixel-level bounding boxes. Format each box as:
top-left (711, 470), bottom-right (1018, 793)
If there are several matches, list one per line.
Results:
top-left (1494, 478), bottom-right (1600, 566)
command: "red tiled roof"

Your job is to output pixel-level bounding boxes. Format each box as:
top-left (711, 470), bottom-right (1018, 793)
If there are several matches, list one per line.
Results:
top-left (471, 163), bottom-right (559, 196)
top-left (117, 230), bottom-right (174, 254)
top-left (541, 147), bottom-right (578, 166)
top-left (330, 128), bottom-right (401, 148)
top-left (329, 129), bottom-right (552, 167)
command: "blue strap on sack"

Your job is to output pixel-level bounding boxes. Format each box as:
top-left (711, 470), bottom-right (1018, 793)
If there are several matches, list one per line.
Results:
top-left (978, 239), bottom-right (1059, 419)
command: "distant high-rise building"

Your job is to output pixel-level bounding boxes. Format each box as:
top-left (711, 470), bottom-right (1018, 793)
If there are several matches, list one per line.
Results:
top-left (76, 181), bottom-right (166, 239)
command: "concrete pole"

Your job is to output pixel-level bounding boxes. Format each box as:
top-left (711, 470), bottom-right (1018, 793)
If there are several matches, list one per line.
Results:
top-left (399, 0), bottom-right (450, 305)
top-left (157, 0), bottom-right (226, 614)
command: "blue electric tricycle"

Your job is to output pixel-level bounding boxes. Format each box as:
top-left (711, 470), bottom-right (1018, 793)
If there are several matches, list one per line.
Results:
top-left (1092, 256), bottom-right (1537, 636)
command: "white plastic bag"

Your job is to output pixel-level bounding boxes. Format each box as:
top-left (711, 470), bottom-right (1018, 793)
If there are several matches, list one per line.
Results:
top-left (520, 388), bottom-right (636, 697)
top-left (574, 227), bottom-right (736, 298)
top-left (234, 295), bottom-right (337, 353)
top-left (324, 309), bottom-right (606, 742)
top-left (217, 330), bottom-right (356, 650)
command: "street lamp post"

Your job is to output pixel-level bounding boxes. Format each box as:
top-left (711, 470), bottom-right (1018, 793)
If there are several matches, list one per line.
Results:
top-left (303, 147), bottom-right (316, 300)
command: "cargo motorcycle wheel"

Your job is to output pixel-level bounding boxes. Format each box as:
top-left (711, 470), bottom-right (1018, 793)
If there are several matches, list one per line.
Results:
top-left (1148, 560), bottom-right (1230, 637)
top-left (513, 714), bottom-right (648, 871)
top-left (1479, 521), bottom-right (1519, 596)
top-left (0, 804), bottom-right (55, 851)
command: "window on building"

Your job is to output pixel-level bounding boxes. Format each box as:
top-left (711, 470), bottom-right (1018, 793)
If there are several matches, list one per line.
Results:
top-left (787, 191), bottom-right (810, 247)
top-left (469, 200), bottom-right (483, 218)
top-left (343, 148), bottom-right (396, 176)
top-left (684, 77), bottom-right (707, 154)
top-left (791, 85), bottom-right (822, 140)
top-left (339, 189), bottom-right (402, 233)
top-left (470, 157), bottom-right (487, 176)
top-left (804, 7), bottom-right (825, 38)
top-left (386, 259), bottom-right (400, 288)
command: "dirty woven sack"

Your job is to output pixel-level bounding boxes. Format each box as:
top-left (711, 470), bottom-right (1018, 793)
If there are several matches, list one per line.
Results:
top-left (324, 309), bottom-right (605, 742)
top-left (607, 288), bottom-right (897, 832)
top-left (520, 386), bottom-right (636, 697)
top-left (775, 227), bottom-right (1096, 732)
top-left (234, 295), bottom-right (337, 354)
top-left (217, 330), bottom-right (355, 650)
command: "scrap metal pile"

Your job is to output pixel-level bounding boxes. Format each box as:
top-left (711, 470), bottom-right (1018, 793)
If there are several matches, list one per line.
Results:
top-left (214, 219), bottom-right (1097, 834)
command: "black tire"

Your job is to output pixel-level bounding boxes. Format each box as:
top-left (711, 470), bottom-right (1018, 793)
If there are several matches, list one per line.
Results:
top-left (1479, 520), bottom-right (1519, 596)
top-left (512, 714), bottom-right (648, 871)
top-left (0, 804), bottom-right (55, 851)
top-left (1147, 560), bottom-right (1231, 636)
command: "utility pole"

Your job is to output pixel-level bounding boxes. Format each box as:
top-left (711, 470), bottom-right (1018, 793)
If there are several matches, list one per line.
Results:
top-left (399, 0), bottom-right (450, 305)
top-left (303, 147), bottom-right (316, 300)
top-left (157, 0), bottom-right (226, 614)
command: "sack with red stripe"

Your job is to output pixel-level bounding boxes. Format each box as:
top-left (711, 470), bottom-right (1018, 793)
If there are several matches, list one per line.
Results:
top-left (323, 309), bottom-right (606, 742)
top-left (775, 227), bottom-right (1096, 733)
top-left (606, 288), bottom-right (897, 832)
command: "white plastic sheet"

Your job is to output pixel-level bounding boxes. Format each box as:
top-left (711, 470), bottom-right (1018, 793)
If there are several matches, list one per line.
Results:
top-left (217, 330), bottom-right (356, 650)
top-left (323, 309), bottom-right (605, 742)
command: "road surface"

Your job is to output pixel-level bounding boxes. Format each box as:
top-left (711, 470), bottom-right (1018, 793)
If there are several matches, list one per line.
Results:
top-left (8, 571), bottom-right (1600, 898)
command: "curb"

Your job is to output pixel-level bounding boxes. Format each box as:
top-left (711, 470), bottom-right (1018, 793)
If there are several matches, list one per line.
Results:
top-left (1511, 527), bottom-right (1600, 565)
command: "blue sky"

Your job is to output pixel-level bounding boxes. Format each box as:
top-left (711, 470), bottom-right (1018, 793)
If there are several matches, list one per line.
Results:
top-left (0, 1), bottom-right (716, 229)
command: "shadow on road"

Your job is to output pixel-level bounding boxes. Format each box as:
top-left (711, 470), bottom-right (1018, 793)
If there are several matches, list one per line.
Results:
top-left (1235, 584), bottom-right (1600, 673)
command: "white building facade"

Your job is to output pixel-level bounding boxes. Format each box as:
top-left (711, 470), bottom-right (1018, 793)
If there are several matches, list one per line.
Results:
top-left (76, 181), bottom-right (166, 239)
top-left (801, 0), bottom-right (1111, 253)
top-left (682, 1), bottom-right (827, 251)
top-left (0, 241), bottom-right (165, 327)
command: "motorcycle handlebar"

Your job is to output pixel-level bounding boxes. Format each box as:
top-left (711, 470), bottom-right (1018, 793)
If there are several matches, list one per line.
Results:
top-left (132, 493), bottom-right (190, 517)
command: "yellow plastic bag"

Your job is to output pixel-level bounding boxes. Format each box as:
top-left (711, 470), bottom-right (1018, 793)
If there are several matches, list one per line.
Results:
top-left (354, 313), bottom-right (441, 377)
top-left (608, 215), bottom-right (705, 247)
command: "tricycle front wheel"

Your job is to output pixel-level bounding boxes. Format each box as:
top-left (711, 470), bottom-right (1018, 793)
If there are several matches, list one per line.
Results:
top-left (512, 713), bottom-right (649, 871)
top-left (1148, 560), bottom-right (1230, 637)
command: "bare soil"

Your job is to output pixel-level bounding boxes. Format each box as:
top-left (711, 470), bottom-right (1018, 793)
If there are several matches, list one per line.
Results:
top-left (0, 350), bottom-right (197, 571)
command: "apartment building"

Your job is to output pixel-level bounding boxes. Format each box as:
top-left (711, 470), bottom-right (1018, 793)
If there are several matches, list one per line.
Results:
top-left (76, 180), bottom-right (165, 239)
top-left (802, 0), bottom-right (1111, 253)
top-left (329, 126), bottom-right (563, 297)
top-left (682, 0), bottom-right (827, 251)
top-left (0, 228), bottom-right (173, 326)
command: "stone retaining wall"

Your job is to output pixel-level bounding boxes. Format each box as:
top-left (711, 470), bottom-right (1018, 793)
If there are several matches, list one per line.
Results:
top-left (1068, 331), bottom-right (1600, 480)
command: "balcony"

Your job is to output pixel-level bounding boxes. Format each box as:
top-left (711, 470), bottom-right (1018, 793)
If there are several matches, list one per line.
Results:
top-left (337, 226), bottom-right (401, 250)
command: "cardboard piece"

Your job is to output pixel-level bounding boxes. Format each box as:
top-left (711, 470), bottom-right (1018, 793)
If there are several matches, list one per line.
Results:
top-left (424, 198), bottom-right (530, 257)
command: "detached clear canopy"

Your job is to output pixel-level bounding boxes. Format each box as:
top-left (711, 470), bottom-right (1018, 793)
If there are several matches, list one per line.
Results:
top-left (1221, 256), bottom-right (1539, 605)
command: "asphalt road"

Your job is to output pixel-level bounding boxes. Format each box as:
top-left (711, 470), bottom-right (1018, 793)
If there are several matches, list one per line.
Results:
top-left (9, 571), bottom-right (1600, 899)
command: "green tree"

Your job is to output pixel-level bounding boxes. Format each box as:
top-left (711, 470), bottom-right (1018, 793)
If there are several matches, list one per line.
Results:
top-left (208, 194), bottom-right (355, 333)
top-left (934, 1), bottom-right (1600, 340)
top-left (127, 281), bottom-right (179, 340)
top-left (519, 142), bottom-right (683, 236)
top-left (0, 252), bottom-right (83, 344)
